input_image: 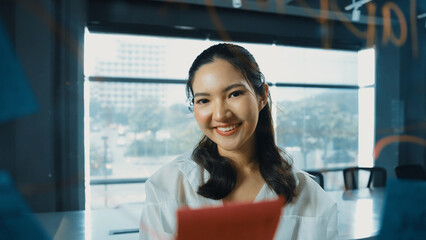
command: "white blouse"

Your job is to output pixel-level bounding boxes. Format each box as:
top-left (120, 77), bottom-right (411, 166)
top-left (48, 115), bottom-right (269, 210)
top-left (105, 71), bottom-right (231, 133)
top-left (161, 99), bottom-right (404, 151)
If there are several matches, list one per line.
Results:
top-left (139, 152), bottom-right (338, 240)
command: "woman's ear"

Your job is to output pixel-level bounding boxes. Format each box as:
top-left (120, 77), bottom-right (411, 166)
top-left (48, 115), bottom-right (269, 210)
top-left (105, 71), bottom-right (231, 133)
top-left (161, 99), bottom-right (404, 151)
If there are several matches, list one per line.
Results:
top-left (258, 83), bottom-right (269, 111)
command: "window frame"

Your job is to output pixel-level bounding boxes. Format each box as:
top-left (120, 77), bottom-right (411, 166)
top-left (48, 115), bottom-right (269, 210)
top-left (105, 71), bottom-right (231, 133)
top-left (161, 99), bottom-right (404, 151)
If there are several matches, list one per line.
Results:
top-left (84, 29), bottom-right (375, 206)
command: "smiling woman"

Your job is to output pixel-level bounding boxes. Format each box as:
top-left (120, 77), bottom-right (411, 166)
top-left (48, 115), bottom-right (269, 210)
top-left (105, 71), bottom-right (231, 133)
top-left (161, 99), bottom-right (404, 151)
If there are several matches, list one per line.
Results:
top-left (139, 43), bottom-right (339, 240)
top-left (192, 58), bottom-right (264, 156)
top-left (185, 44), bottom-right (296, 203)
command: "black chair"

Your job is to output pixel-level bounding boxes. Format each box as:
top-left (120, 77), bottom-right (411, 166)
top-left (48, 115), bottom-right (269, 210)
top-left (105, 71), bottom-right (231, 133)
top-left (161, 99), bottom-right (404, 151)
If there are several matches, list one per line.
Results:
top-left (395, 164), bottom-right (426, 181)
top-left (343, 167), bottom-right (387, 190)
top-left (306, 171), bottom-right (324, 189)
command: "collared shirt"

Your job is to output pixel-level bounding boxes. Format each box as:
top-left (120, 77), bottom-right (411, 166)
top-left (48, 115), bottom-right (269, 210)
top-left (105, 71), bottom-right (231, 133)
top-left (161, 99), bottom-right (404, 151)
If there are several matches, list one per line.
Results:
top-left (139, 152), bottom-right (338, 240)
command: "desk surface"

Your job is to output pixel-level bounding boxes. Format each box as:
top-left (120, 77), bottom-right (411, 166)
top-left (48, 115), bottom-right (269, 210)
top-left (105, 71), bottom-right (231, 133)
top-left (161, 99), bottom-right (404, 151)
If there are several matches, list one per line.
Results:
top-left (328, 188), bottom-right (385, 240)
top-left (36, 204), bottom-right (141, 240)
top-left (36, 188), bottom-right (385, 240)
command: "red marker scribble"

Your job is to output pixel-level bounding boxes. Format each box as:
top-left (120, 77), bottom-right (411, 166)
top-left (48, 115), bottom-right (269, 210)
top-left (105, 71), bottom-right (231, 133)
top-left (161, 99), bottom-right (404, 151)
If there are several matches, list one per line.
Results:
top-left (382, 1), bottom-right (407, 47)
top-left (374, 135), bottom-right (426, 160)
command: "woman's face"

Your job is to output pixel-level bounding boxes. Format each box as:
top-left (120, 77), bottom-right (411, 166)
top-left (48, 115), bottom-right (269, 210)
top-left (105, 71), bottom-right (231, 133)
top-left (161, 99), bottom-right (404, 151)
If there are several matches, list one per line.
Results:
top-left (192, 58), bottom-right (265, 156)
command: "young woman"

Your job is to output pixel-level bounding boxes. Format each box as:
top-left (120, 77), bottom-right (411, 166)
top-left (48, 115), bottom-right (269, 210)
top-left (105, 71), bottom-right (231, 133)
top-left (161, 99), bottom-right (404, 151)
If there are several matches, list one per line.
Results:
top-left (139, 43), bottom-right (338, 240)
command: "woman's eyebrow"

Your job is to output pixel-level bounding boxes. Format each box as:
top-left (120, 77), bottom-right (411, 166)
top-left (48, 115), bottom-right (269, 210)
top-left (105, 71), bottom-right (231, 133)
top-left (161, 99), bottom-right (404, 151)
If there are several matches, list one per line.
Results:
top-left (193, 83), bottom-right (245, 98)
top-left (193, 92), bottom-right (209, 98)
top-left (224, 83), bottom-right (245, 92)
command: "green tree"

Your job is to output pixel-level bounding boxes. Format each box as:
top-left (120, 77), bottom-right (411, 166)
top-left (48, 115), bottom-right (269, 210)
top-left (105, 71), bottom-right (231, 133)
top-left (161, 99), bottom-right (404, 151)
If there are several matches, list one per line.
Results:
top-left (276, 101), bottom-right (321, 167)
top-left (165, 103), bottom-right (201, 154)
top-left (128, 98), bottom-right (165, 133)
top-left (276, 91), bottom-right (358, 167)
top-left (126, 98), bottom-right (167, 157)
top-left (125, 102), bottom-right (201, 157)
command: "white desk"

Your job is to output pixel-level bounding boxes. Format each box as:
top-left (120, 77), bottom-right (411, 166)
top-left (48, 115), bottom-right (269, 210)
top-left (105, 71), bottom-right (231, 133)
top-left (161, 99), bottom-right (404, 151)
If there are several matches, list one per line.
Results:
top-left (36, 204), bottom-right (141, 240)
top-left (36, 188), bottom-right (385, 240)
top-left (327, 188), bottom-right (385, 240)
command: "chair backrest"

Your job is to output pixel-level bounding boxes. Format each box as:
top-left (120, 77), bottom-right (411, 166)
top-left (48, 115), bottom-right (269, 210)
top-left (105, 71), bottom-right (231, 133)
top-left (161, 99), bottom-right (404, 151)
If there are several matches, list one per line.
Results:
top-left (306, 171), bottom-right (324, 189)
top-left (395, 164), bottom-right (426, 181)
top-left (343, 167), bottom-right (387, 190)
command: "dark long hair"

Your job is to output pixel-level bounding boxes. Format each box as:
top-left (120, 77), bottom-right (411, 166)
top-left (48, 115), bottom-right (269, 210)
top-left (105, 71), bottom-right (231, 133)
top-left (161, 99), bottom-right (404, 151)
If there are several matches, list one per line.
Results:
top-left (186, 43), bottom-right (296, 203)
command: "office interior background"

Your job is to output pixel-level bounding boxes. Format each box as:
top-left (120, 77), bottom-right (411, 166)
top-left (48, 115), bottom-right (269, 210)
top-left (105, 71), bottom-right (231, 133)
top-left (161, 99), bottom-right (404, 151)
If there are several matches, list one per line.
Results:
top-left (0, 0), bottom-right (425, 213)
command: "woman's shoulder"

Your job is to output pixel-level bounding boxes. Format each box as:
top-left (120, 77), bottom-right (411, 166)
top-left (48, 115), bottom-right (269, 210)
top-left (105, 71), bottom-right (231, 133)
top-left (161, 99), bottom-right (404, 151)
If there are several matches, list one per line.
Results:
top-left (288, 167), bottom-right (336, 216)
top-left (293, 168), bottom-right (323, 190)
top-left (293, 167), bottom-right (329, 198)
top-left (148, 151), bottom-right (199, 182)
top-left (144, 151), bottom-right (203, 202)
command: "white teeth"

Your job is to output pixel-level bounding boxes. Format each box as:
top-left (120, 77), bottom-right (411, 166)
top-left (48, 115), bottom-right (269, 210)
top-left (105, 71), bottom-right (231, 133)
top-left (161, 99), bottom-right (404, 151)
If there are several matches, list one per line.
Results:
top-left (217, 124), bottom-right (239, 132)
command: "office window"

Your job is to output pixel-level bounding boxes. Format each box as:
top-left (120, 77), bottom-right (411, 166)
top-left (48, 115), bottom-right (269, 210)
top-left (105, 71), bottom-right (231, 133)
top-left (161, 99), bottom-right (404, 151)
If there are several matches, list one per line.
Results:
top-left (84, 32), bottom-right (375, 208)
top-left (274, 88), bottom-right (359, 169)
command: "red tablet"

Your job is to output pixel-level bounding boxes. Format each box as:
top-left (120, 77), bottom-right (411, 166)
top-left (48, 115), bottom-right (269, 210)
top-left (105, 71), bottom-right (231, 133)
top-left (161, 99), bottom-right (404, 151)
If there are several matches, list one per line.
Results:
top-left (176, 197), bottom-right (285, 240)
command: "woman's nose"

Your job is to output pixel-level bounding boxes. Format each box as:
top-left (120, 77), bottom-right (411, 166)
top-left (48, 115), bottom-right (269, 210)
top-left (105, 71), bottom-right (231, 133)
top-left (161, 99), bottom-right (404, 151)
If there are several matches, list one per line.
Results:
top-left (212, 100), bottom-right (229, 122)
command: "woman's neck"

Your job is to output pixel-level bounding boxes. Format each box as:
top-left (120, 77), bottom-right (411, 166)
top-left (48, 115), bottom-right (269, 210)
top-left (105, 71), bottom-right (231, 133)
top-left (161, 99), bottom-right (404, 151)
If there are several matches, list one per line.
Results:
top-left (217, 136), bottom-right (257, 170)
top-left (222, 160), bottom-right (264, 203)
top-left (219, 149), bottom-right (257, 170)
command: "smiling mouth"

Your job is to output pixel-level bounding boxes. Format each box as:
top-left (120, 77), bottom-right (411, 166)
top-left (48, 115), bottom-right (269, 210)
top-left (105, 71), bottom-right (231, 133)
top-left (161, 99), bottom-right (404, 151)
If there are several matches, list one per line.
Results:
top-left (215, 123), bottom-right (241, 136)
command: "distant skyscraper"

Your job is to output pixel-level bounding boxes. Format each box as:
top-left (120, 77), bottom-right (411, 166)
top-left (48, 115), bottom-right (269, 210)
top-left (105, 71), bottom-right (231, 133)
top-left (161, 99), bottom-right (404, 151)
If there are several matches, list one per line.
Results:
top-left (90, 39), bottom-right (167, 112)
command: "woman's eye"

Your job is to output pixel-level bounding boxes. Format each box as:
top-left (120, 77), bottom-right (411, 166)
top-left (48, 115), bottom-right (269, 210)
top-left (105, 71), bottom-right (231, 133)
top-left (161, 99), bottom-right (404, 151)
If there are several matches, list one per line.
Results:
top-left (196, 99), bottom-right (209, 104)
top-left (230, 91), bottom-right (243, 98)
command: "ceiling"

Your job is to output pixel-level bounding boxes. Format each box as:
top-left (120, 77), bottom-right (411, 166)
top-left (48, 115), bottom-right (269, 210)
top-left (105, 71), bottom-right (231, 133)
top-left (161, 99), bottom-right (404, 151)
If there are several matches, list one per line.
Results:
top-left (150, 0), bottom-right (426, 25)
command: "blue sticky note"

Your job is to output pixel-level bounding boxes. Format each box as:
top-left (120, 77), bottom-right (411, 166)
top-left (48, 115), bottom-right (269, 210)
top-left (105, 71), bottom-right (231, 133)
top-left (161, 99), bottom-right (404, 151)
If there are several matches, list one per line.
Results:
top-left (0, 18), bottom-right (38, 123)
top-left (377, 179), bottom-right (426, 240)
top-left (0, 171), bottom-right (51, 240)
